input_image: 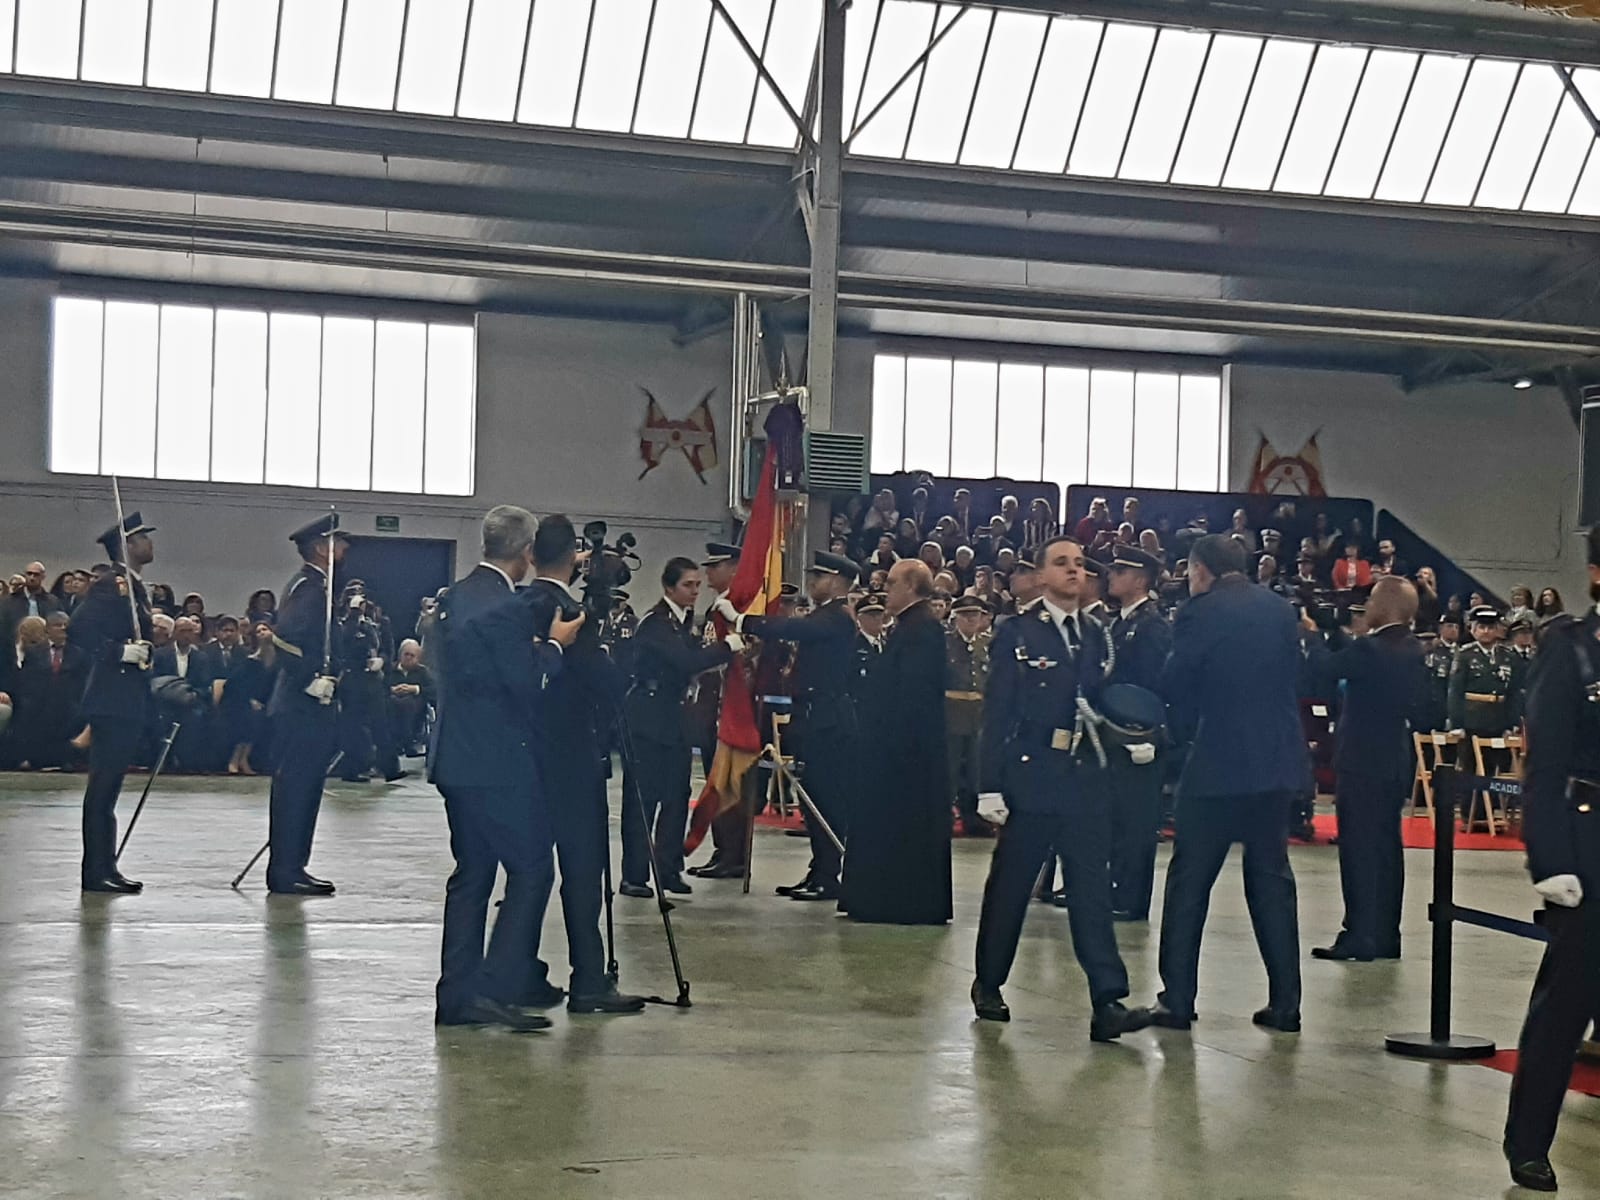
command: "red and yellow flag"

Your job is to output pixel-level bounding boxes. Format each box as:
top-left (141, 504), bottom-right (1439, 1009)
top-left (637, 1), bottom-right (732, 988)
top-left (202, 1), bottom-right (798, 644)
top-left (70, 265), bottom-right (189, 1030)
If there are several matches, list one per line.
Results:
top-left (683, 439), bottom-right (787, 854)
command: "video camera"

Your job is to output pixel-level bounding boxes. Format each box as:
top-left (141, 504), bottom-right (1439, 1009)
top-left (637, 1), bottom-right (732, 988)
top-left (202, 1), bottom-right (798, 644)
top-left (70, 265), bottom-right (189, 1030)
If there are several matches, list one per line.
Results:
top-left (574, 520), bottom-right (641, 625)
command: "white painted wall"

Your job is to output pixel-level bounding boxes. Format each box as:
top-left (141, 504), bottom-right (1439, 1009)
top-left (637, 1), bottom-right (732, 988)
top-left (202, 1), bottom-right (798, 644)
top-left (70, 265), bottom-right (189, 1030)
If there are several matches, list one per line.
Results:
top-left (0, 281), bottom-right (735, 613)
top-left (1228, 364), bottom-right (1585, 603)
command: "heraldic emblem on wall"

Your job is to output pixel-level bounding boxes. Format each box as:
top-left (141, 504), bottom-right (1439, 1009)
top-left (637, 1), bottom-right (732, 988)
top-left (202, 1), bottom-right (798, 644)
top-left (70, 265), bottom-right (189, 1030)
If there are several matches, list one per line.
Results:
top-left (1246, 432), bottom-right (1328, 496)
top-left (638, 387), bottom-right (719, 484)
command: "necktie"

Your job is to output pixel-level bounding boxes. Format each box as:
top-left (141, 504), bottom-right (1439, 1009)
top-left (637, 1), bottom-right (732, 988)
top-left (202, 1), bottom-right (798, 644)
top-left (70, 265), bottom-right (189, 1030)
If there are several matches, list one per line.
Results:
top-left (51, 647), bottom-right (61, 675)
top-left (1062, 616), bottom-right (1079, 655)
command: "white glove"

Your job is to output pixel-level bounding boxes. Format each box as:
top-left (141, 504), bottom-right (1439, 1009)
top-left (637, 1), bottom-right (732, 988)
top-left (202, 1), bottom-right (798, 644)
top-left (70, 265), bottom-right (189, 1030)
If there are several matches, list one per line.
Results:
top-left (713, 595), bottom-right (740, 624)
top-left (349, 594), bottom-right (364, 610)
top-left (367, 655), bottom-right (383, 673)
top-left (121, 641), bottom-right (150, 666)
top-left (1535, 874), bottom-right (1584, 908)
top-left (304, 675), bottom-right (338, 704)
top-left (977, 792), bottom-right (1010, 826)
top-left (1127, 742), bottom-right (1156, 766)
top-left (724, 633), bottom-right (746, 654)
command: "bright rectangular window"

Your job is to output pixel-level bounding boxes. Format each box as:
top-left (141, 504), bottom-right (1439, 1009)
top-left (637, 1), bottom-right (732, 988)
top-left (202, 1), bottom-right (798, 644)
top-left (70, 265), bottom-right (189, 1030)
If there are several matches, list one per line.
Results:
top-left (49, 296), bottom-right (475, 496)
top-left (872, 352), bottom-right (1224, 495)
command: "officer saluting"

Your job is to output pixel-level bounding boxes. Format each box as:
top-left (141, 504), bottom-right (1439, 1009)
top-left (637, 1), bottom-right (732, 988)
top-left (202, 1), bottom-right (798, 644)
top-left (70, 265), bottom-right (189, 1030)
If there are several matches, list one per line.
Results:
top-left (1104, 546), bottom-right (1172, 922)
top-left (970, 534), bottom-right (1152, 1042)
top-left (724, 551), bottom-right (862, 902)
top-left (265, 513), bottom-right (348, 896)
top-left (69, 512), bottom-right (157, 894)
top-left (1504, 526), bottom-right (1600, 1193)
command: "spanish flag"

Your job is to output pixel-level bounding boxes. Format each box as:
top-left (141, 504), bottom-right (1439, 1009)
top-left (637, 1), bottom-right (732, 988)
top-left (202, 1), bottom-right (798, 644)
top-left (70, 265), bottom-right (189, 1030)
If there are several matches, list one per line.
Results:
top-left (683, 436), bottom-right (787, 854)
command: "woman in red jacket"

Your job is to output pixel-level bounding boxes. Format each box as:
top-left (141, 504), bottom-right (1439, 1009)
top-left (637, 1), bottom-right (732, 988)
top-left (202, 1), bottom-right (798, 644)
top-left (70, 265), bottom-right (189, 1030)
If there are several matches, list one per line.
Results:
top-left (1332, 541), bottom-right (1373, 591)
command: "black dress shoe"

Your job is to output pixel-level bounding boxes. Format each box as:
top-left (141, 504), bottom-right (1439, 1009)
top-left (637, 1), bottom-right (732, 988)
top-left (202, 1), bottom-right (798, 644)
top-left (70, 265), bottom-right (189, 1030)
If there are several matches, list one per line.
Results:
top-left (661, 878), bottom-right (692, 896)
top-left (1252, 1006), bottom-right (1301, 1033)
top-left (464, 996), bottom-right (552, 1033)
top-left (775, 878), bottom-right (814, 897)
top-left (1504, 1143), bottom-right (1558, 1192)
top-left (568, 985), bottom-right (647, 1014)
top-left (619, 882), bottom-right (653, 899)
top-left (685, 858), bottom-right (721, 878)
top-left (269, 877), bottom-right (336, 897)
top-left (1111, 909), bottom-right (1146, 923)
top-left (971, 980), bottom-right (1010, 1022)
top-left (518, 983), bottom-right (566, 1009)
top-left (83, 876), bottom-right (141, 894)
top-left (1312, 943), bottom-right (1374, 962)
top-left (1091, 1001), bottom-right (1154, 1043)
top-left (701, 860), bottom-right (746, 879)
top-left (1147, 1002), bottom-right (1194, 1031)
top-left (383, 769), bottom-right (410, 782)
top-left (302, 873), bottom-right (334, 890)
top-left (790, 882), bottom-right (840, 902)
top-left (338, 774), bottom-right (371, 783)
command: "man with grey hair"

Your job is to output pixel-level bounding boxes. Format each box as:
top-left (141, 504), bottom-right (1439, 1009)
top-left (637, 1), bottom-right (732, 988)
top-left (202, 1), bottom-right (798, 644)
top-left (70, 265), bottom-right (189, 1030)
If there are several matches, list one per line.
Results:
top-left (431, 504), bottom-right (583, 1033)
top-left (1301, 575), bottom-right (1423, 963)
top-left (387, 638), bottom-right (435, 757)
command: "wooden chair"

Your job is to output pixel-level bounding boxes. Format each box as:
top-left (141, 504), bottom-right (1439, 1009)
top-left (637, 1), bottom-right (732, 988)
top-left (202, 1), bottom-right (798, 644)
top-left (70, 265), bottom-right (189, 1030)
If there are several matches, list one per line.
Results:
top-left (1410, 732), bottom-right (1438, 821)
top-left (1466, 735), bottom-right (1515, 836)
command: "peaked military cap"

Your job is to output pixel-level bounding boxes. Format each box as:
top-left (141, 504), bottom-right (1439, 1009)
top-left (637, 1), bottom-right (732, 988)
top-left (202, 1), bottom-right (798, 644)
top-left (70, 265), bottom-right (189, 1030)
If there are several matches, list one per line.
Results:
top-left (289, 512), bottom-right (344, 547)
top-left (702, 542), bottom-right (741, 566)
top-left (950, 594), bottom-right (988, 614)
top-left (1109, 546), bottom-right (1163, 575)
top-left (1081, 556), bottom-right (1107, 578)
top-left (857, 594), bottom-right (886, 614)
top-left (779, 582), bottom-right (800, 598)
top-left (1469, 604), bottom-right (1503, 624)
top-left (97, 511), bottom-right (156, 554)
top-left (808, 551), bottom-right (860, 582)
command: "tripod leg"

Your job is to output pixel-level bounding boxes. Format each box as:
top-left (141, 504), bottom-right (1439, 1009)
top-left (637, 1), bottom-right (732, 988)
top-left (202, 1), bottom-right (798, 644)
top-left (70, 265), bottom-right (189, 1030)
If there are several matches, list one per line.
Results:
top-left (231, 839), bottom-right (270, 890)
top-left (116, 722), bottom-right (180, 863)
top-left (617, 718), bottom-right (691, 1007)
top-left (741, 765), bottom-right (760, 896)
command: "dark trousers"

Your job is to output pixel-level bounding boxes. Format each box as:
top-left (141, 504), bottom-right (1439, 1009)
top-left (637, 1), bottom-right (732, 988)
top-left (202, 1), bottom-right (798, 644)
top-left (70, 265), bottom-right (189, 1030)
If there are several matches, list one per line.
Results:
top-left (339, 686), bottom-right (398, 779)
top-left (621, 736), bottom-right (691, 886)
top-left (1507, 904), bottom-right (1600, 1159)
top-left (545, 772), bottom-right (610, 996)
top-left (80, 716), bottom-right (143, 884)
top-left (1157, 791), bottom-right (1301, 1019)
top-left (1332, 770), bottom-right (1405, 956)
top-left (436, 784), bottom-right (555, 1017)
top-left (1108, 754), bottom-right (1163, 920)
top-left (267, 706), bottom-right (339, 889)
top-left (947, 701), bottom-right (982, 828)
top-left (975, 802), bottom-right (1130, 1007)
top-left (796, 725), bottom-right (855, 889)
top-left (388, 695), bottom-right (426, 751)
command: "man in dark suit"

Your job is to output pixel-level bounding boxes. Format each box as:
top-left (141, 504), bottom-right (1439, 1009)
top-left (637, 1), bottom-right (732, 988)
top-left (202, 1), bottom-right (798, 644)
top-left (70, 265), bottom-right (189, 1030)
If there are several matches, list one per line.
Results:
top-left (844, 559), bottom-right (952, 925)
top-left (1148, 534), bottom-right (1309, 1034)
top-left (1302, 576), bottom-right (1424, 962)
top-left (264, 514), bottom-right (349, 897)
top-left (14, 610), bottom-right (88, 769)
top-left (620, 557), bottom-right (737, 898)
top-left (151, 615), bottom-right (216, 772)
top-left (68, 514), bottom-right (157, 894)
top-left (1503, 526), bottom-right (1600, 1193)
top-left (4, 561), bottom-right (61, 645)
top-left (385, 638), bottom-right (435, 756)
top-left (1104, 545), bottom-right (1173, 922)
top-left (970, 535), bottom-right (1151, 1041)
top-left (431, 504), bottom-right (580, 1033)
top-left (723, 551), bottom-right (862, 900)
top-left (520, 515), bottom-right (644, 1014)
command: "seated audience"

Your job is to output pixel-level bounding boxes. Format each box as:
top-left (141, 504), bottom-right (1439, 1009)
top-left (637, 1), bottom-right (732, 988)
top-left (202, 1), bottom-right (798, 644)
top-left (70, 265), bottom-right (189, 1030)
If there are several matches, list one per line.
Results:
top-left (1332, 541), bottom-right (1372, 591)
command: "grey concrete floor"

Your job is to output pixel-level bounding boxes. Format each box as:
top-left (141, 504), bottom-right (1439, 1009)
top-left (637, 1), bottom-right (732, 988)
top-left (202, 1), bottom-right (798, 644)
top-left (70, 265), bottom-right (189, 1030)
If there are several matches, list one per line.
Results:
top-left (0, 767), bottom-right (1594, 1200)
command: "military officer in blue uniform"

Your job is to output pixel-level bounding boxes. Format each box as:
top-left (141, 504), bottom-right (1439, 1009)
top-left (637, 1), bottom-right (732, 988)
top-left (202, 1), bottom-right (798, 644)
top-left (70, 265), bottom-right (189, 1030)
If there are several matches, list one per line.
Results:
top-left (1504, 526), bottom-right (1600, 1193)
top-left (724, 551), bottom-right (862, 901)
top-left (969, 534), bottom-right (1152, 1042)
top-left (265, 514), bottom-right (349, 896)
top-left (1104, 546), bottom-right (1173, 921)
top-left (69, 512), bottom-right (157, 893)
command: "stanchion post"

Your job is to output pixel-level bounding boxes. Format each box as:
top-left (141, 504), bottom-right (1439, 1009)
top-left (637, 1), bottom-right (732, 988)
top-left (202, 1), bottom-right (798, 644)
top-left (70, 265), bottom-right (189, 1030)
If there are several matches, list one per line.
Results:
top-left (1385, 765), bottom-right (1496, 1059)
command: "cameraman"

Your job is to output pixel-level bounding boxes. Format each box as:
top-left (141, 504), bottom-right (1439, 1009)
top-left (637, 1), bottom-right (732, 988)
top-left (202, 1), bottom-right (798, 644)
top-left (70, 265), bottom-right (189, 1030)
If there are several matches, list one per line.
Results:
top-left (336, 582), bottom-right (402, 784)
top-left (620, 557), bottom-right (740, 898)
top-left (523, 515), bottom-right (645, 1014)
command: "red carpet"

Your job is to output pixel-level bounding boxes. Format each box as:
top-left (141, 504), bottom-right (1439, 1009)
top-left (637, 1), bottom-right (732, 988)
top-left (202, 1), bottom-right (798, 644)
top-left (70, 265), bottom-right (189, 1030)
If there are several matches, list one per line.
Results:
top-left (1477, 1051), bottom-right (1600, 1097)
top-left (1296, 812), bottom-right (1523, 852)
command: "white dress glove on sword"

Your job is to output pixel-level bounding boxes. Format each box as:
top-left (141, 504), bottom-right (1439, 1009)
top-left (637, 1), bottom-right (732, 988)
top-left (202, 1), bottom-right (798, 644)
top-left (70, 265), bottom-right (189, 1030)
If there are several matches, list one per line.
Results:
top-left (977, 792), bottom-right (1010, 826)
top-left (1535, 874), bottom-right (1584, 908)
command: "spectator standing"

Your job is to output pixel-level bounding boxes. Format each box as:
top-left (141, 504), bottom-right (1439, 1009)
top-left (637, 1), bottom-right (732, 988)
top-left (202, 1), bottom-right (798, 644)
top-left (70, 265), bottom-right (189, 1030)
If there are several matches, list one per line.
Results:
top-left (245, 589), bottom-right (277, 627)
top-left (1535, 587), bottom-right (1564, 620)
top-left (13, 611), bottom-right (88, 769)
top-left (860, 489), bottom-right (899, 536)
top-left (1505, 585), bottom-right (1537, 630)
top-left (220, 621), bottom-right (278, 774)
top-left (1022, 498), bottom-right (1057, 553)
top-left (1074, 497), bottom-right (1113, 547)
top-left (1332, 542), bottom-right (1373, 592)
top-left (1414, 567), bottom-right (1442, 633)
